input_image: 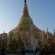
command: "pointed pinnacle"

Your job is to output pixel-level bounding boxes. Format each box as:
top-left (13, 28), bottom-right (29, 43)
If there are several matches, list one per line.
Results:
top-left (24, 0), bottom-right (26, 4)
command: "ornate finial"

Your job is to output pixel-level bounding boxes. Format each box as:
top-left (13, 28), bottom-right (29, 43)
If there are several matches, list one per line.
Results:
top-left (53, 29), bottom-right (55, 33)
top-left (24, 0), bottom-right (26, 4)
top-left (3, 30), bottom-right (4, 34)
top-left (46, 28), bottom-right (48, 33)
top-left (22, 0), bottom-right (29, 17)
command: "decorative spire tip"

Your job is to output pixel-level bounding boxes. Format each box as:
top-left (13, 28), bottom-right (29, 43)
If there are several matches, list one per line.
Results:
top-left (24, 0), bottom-right (26, 4)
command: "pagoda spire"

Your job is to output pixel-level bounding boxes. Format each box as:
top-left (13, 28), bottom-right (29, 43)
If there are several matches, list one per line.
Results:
top-left (22, 0), bottom-right (29, 17)
top-left (18, 0), bottom-right (33, 26)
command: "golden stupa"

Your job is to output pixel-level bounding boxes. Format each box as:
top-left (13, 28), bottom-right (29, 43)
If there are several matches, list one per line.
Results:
top-left (9, 0), bottom-right (41, 50)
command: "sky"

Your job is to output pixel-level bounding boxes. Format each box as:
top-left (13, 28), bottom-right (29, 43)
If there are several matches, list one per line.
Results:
top-left (0, 0), bottom-right (55, 33)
